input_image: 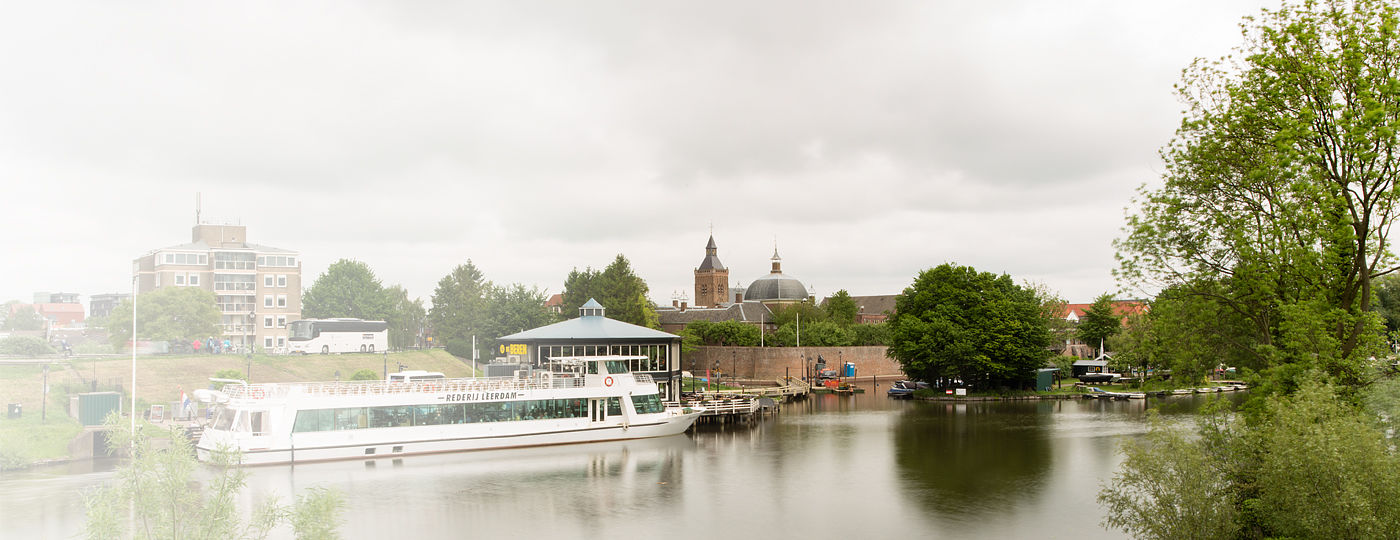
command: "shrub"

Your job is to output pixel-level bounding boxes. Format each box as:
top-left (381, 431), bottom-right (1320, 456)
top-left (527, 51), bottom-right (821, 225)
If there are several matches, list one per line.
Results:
top-left (0, 336), bottom-right (56, 356)
top-left (349, 369), bottom-right (379, 381)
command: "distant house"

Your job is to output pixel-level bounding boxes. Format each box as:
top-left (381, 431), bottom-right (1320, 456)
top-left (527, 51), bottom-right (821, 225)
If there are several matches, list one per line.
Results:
top-left (544, 293), bottom-right (564, 314)
top-left (1071, 359), bottom-right (1110, 378)
top-left (1053, 299), bottom-right (1148, 358)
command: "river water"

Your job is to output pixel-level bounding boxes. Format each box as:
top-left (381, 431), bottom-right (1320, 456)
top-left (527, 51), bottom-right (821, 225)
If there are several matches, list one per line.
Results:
top-left (0, 387), bottom-right (1239, 539)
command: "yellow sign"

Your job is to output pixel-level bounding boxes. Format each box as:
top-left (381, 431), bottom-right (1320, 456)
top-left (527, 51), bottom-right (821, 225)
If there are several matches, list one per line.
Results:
top-left (503, 343), bottom-right (527, 355)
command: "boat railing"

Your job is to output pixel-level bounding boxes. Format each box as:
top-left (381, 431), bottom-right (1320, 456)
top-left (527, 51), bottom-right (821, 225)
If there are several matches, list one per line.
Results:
top-left (221, 375), bottom-right (588, 400)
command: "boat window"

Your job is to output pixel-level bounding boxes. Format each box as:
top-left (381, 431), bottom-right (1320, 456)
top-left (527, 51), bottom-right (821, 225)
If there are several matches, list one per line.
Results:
top-left (631, 394), bottom-right (665, 414)
top-left (293, 409), bottom-right (333, 433)
top-left (250, 411), bottom-right (265, 435)
top-left (234, 411), bottom-right (250, 433)
top-left (413, 405), bottom-right (440, 426)
top-left (585, 361), bottom-right (598, 375)
top-left (604, 360), bottom-right (629, 374)
top-left (606, 397), bottom-right (622, 417)
top-left (212, 406), bottom-right (234, 431)
top-left (370, 406), bottom-right (411, 428)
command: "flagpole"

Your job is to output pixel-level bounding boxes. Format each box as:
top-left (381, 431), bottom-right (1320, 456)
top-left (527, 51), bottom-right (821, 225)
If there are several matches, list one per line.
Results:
top-left (130, 275), bottom-right (138, 440)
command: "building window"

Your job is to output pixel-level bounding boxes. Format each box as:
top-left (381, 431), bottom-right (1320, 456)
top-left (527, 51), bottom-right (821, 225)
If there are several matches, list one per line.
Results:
top-left (188, 274), bottom-right (200, 286)
top-left (277, 337), bottom-right (285, 347)
top-left (264, 337), bottom-right (274, 348)
top-left (277, 275), bottom-right (287, 287)
top-left (276, 295), bottom-right (287, 308)
top-left (164, 253), bottom-right (174, 264)
top-left (264, 295), bottom-right (273, 308)
top-left (214, 274), bottom-right (256, 291)
top-left (264, 316), bottom-right (273, 328)
top-left (175, 274), bottom-right (185, 286)
top-left (264, 275), bottom-right (274, 287)
top-left (277, 316), bottom-right (286, 328)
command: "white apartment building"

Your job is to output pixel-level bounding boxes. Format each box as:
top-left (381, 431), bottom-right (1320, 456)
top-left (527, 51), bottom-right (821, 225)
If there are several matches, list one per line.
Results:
top-left (133, 224), bottom-right (301, 352)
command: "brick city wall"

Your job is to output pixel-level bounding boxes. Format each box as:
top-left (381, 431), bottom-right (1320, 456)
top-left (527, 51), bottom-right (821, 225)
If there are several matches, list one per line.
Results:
top-left (681, 346), bottom-right (905, 380)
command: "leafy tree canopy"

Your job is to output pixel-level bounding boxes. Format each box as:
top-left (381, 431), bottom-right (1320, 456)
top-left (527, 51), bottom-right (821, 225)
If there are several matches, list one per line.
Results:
top-left (302, 259), bottom-right (392, 320)
top-left (2, 303), bottom-right (43, 331)
top-left (768, 302), bottom-right (825, 327)
top-left (888, 263), bottom-right (1051, 389)
top-left (1077, 293), bottom-right (1122, 354)
top-left (823, 290), bottom-right (859, 327)
top-left (560, 254), bottom-right (658, 328)
top-left (483, 283), bottom-right (559, 346)
top-left (429, 260), bottom-right (492, 348)
top-left (106, 287), bottom-right (221, 349)
top-left (1116, 0), bottom-right (1400, 386)
top-left (682, 320), bottom-right (761, 347)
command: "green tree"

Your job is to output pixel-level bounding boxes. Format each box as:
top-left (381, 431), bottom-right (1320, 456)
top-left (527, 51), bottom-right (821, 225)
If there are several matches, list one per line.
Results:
top-left (383, 285), bottom-right (426, 351)
top-left (429, 261), bottom-right (492, 356)
top-left (1101, 380), bottom-right (1400, 539)
top-left (1077, 294), bottom-right (1121, 355)
top-left (848, 321), bottom-right (891, 346)
top-left (2, 303), bottom-right (43, 331)
top-left (887, 263), bottom-right (1051, 389)
top-left (106, 288), bottom-right (221, 349)
top-left (1372, 275), bottom-right (1400, 338)
top-left (1098, 413), bottom-right (1238, 539)
top-left (560, 255), bottom-right (658, 328)
top-left (302, 259), bottom-right (391, 320)
top-left (483, 283), bottom-right (559, 345)
top-left (681, 320), bottom-right (761, 347)
top-left (1116, 0), bottom-right (1400, 386)
top-left (823, 290), bottom-right (859, 327)
top-left (770, 320), bottom-right (850, 347)
top-left (84, 416), bottom-right (343, 539)
top-left (768, 302), bottom-right (826, 328)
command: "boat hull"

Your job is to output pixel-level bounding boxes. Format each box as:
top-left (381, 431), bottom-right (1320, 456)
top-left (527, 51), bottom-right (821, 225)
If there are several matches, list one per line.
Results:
top-left (197, 411), bottom-right (702, 466)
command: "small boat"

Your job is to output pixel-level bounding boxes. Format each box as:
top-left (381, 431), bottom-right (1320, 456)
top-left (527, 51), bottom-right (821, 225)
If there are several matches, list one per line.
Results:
top-left (886, 380), bottom-right (928, 398)
top-left (1078, 372), bottom-right (1121, 384)
top-left (1085, 387), bottom-right (1146, 400)
top-left (194, 355), bottom-right (703, 465)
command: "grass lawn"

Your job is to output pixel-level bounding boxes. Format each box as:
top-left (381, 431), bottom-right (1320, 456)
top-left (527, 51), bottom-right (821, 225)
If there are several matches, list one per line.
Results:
top-left (0, 387), bottom-right (84, 469)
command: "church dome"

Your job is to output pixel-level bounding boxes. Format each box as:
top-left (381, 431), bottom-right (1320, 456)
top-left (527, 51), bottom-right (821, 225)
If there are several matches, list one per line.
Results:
top-left (743, 246), bottom-right (808, 302)
top-left (743, 273), bottom-right (809, 302)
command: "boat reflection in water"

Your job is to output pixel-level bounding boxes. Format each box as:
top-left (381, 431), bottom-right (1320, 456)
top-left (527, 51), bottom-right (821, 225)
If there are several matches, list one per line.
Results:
top-left (242, 434), bottom-right (695, 539)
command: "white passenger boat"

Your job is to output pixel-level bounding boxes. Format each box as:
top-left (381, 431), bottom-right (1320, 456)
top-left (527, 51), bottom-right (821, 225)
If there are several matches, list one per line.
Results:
top-left (194, 355), bottom-right (703, 465)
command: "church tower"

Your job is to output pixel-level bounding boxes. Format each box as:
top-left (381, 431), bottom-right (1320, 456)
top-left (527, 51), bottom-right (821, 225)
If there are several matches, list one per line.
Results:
top-left (694, 234), bottom-right (730, 307)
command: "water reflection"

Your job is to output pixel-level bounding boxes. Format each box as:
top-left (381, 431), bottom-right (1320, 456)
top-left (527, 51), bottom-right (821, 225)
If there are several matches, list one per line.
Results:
top-left (242, 436), bottom-right (693, 539)
top-left (893, 401), bottom-right (1053, 525)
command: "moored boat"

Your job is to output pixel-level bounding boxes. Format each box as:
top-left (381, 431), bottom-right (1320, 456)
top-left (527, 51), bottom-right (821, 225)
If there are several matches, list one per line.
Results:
top-left (194, 355), bottom-right (703, 465)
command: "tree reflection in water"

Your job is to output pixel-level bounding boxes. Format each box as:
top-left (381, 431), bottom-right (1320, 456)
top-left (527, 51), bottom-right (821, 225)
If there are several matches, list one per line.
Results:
top-left (892, 400), bottom-right (1054, 525)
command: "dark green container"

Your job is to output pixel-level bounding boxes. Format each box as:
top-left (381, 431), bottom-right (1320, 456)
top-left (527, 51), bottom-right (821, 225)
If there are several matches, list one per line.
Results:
top-left (1036, 368), bottom-right (1058, 392)
top-left (77, 392), bottom-right (121, 426)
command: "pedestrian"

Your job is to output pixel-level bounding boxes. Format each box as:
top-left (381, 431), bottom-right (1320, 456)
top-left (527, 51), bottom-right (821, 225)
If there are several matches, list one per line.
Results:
top-left (192, 338), bottom-right (202, 353)
top-left (223, 339), bottom-right (231, 353)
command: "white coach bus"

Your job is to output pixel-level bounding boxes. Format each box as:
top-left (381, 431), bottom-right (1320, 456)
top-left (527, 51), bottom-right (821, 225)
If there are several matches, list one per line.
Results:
top-left (287, 318), bottom-right (389, 354)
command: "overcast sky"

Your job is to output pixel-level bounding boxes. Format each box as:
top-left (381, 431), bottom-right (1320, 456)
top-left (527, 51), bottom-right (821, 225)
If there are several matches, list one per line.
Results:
top-left (1, 1), bottom-right (1274, 310)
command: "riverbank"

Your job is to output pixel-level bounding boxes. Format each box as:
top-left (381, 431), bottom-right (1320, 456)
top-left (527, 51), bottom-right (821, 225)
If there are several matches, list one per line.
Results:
top-left (0, 349), bottom-right (468, 469)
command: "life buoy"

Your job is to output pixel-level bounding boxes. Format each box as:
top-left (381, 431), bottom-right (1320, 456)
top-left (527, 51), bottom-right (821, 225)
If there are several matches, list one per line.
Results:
top-left (250, 387), bottom-right (265, 399)
top-left (604, 376), bottom-right (614, 387)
